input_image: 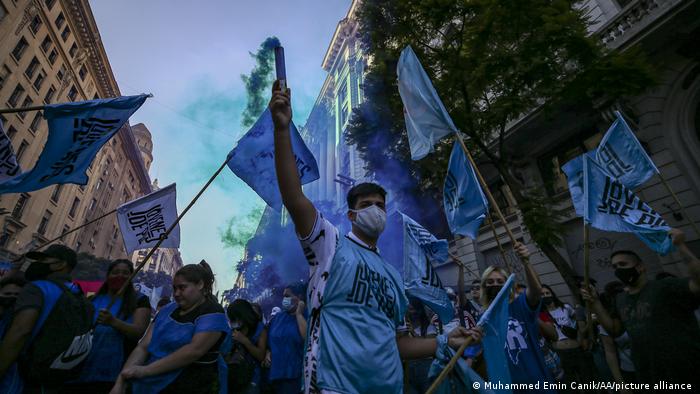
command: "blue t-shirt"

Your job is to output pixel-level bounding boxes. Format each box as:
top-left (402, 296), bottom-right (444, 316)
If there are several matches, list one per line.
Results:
top-left (267, 310), bottom-right (307, 381)
top-left (506, 294), bottom-right (555, 391)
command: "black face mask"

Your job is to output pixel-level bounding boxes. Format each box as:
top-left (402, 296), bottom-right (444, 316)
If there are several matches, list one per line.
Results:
top-left (614, 266), bottom-right (641, 286)
top-left (24, 262), bottom-right (54, 281)
top-left (486, 285), bottom-right (503, 301)
top-left (0, 296), bottom-right (17, 309)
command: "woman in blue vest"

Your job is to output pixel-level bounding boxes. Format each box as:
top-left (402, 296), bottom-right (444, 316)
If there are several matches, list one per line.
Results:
top-left (66, 259), bottom-right (151, 393)
top-left (110, 261), bottom-right (230, 394)
top-left (480, 243), bottom-right (556, 394)
top-left (259, 284), bottom-right (307, 394)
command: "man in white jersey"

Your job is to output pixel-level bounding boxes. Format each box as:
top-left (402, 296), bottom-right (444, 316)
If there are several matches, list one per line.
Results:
top-left (269, 81), bottom-right (482, 394)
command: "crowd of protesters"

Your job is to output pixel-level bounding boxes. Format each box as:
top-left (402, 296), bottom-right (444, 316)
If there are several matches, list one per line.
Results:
top-left (0, 81), bottom-right (698, 394)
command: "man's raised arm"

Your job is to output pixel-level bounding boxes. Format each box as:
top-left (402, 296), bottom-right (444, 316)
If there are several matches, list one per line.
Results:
top-left (270, 81), bottom-right (317, 237)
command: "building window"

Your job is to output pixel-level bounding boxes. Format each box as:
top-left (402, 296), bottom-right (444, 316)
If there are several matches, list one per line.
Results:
top-left (69, 197), bottom-right (80, 217)
top-left (69, 43), bottom-right (78, 57)
top-left (112, 226), bottom-right (119, 240)
top-left (18, 96), bottom-right (33, 119)
top-left (62, 225), bottom-right (70, 235)
top-left (78, 65), bottom-right (87, 81)
top-left (61, 26), bottom-right (70, 42)
top-left (48, 48), bottom-right (58, 64)
top-left (45, 0), bottom-right (56, 10)
top-left (95, 177), bottom-right (103, 191)
top-left (50, 184), bottom-right (62, 203)
top-left (44, 85), bottom-right (55, 104)
top-left (30, 15), bottom-right (42, 34)
top-left (8, 84), bottom-right (25, 108)
top-left (40, 36), bottom-right (52, 52)
top-left (38, 210), bottom-right (52, 235)
top-left (25, 57), bottom-right (40, 79)
top-left (33, 71), bottom-right (46, 90)
top-left (11, 194), bottom-right (29, 219)
top-left (0, 231), bottom-right (14, 249)
top-left (29, 111), bottom-right (42, 133)
top-left (88, 198), bottom-right (96, 211)
top-left (0, 3), bottom-right (7, 24)
top-left (0, 65), bottom-right (10, 90)
top-left (16, 140), bottom-right (29, 162)
top-left (122, 189), bottom-right (131, 203)
top-left (55, 13), bottom-right (65, 29)
top-left (67, 86), bottom-right (78, 101)
top-left (57, 65), bottom-right (64, 81)
top-left (11, 37), bottom-right (29, 61)
top-left (6, 126), bottom-right (17, 141)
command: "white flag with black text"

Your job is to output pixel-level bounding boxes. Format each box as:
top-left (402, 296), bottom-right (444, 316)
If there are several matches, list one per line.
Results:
top-left (117, 183), bottom-right (180, 254)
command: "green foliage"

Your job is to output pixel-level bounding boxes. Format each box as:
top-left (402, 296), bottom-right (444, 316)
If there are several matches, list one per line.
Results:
top-left (72, 252), bottom-right (112, 281)
top-left (349, 0), bottom-right (656, 246)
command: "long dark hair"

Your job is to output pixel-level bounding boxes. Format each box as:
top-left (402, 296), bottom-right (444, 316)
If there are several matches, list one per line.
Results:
top-left (226, 299), bottom-right (260, 337)
top-left (175, 260), bottom-right (216, 302)
top-left (96, 259), bottom-right (138, 319)
top-left (408, 298), bottom-right (431, 337)
top-left (541, 284), bottom-right (565, 309)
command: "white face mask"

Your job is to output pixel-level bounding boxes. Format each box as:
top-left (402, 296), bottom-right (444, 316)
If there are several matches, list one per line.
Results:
top-left (350, 204), bottom-right (386, 238)
top-left (282, 297), bottom-right (294, 311)
top-left (230, 321), bottom-right (242, 330)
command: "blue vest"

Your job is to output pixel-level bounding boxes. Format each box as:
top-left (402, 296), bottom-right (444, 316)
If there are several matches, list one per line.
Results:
top-left (0, 313), bottom-right (23, 393)
top-left (75, 295), bottom-right (132, 383)
top-left (315, 235), bottom-right (408, 394)
top-left (268, 310), bottom-right (307, 381)
top-left (132, 302), bottom-right (230, 394)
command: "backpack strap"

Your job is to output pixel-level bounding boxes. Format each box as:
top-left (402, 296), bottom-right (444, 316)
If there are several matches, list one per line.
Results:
top-left (29, 280), bottom-right (79, 340)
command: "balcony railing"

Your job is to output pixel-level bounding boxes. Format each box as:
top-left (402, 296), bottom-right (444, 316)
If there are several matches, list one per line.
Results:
top-left (598, 0), bottom-right (685, 48)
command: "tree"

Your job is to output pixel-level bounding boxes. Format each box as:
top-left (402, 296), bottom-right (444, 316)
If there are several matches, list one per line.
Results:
top-left (347, 0), bottom-right (656, 296)
top-left (72, 252), bottom-right (112, 281)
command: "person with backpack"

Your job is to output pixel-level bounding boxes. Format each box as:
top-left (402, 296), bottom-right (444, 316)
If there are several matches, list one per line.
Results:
top-left (0, 276), bottom-right (27, 394)
top-left (111, 261), bottom-right (230, 394)
top-left (0, 245), bottom-right (94, 394)
top-left (226, 299), bottom-right (266, 394)
top-left (64, 259), bottom-right (151, 393)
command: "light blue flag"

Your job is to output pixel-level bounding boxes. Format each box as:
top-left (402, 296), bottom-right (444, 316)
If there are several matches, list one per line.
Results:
top-left (444, 141), bottom-right (488, 239)
top-left (561, 151), bottom-right (597, 217)
top-left (397, 45), bottom-right (458, 160)
top-left (0, 95), bottom-right (148, 194)
top-left (583, 155), bottom-right (673, 255)
top-left (478, 274), bottom-right (515, 394)
top-left (0, 119), bottom-right (20, 182)
top-left (595, 111), bottom-right (658, 189)
top-left (400, 212), bottom-right (453, 324)
top-left (227, 108), bottom-right (319, 210)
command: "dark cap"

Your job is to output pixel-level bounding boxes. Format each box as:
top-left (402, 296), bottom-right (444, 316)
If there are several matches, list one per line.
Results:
top-left (26, 245), bottom-right (77, 268)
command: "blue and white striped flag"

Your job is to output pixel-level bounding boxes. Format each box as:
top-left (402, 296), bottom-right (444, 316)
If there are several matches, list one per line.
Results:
top-left (0, 95), bottom-right (148, 194)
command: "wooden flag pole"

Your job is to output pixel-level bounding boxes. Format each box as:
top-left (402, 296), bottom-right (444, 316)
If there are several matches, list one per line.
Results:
top-left (454, 132), bottom-right (524, 258)
top-left (657, 173), bottom-right (700, 237)
top-left (425, 337), bottom-right (475, 394)
top-left (103, 158), bottom-right (229, 312)
top-left (486, 213), bottom-right (512, 273)
top-left (582, 222), bottom-right (593, 341)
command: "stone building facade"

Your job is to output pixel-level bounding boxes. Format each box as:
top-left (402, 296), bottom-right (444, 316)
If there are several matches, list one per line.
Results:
top-left (0, 0), bottom-right (156, 263)
top-left (436, 0), bottom-right (700, 301)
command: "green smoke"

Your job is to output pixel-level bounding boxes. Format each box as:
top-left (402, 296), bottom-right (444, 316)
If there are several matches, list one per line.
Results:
top-left (240, 36), bottom-right (280, 127)
top-left (219, 205), bottom-right (265, 250)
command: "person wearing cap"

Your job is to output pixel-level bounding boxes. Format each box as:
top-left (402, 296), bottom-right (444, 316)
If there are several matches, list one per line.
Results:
top-left (0, 244), bottom-right (93, 393)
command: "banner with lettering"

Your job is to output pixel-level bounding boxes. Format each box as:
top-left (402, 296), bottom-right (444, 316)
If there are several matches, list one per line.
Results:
top-left (595, 111), bottom-right (658, 189)
top-left (582, 155), bottom-right (673, 255)
top-left (0, 119), bottom-right (20, 182)
top-left (443, 141), bottom-right (488, 239)
top-left (397, 45), bottom-right (458, 160)
top-left (401, 212), bottom-right (453, 324)
top-left (117, 183), bottom-right (180, 254)
top-left (0, 95), bottom-right (148, 194)
top-left (227, 108), bottom-right (319, 210)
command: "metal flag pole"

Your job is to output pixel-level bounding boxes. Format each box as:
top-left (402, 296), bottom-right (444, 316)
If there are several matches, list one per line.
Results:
top-left (583, 222), bottom-right (593, 342)
top-left (0, 104), bottom-right (46, 115)
top-left (425, 338), bottom-right (475, 394)
top-left (486, 213), bottom-right (512, 273)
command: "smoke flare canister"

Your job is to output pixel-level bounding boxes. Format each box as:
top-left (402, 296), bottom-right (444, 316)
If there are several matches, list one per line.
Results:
top-left (274, 46), bottom-right (287, 91)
